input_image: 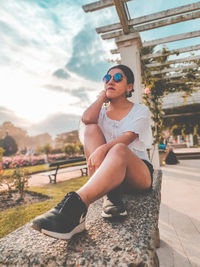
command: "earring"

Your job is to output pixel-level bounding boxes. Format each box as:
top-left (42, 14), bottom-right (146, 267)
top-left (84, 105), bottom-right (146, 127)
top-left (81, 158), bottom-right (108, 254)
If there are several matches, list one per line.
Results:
top-left (125, 91), bottom-right (132, 97)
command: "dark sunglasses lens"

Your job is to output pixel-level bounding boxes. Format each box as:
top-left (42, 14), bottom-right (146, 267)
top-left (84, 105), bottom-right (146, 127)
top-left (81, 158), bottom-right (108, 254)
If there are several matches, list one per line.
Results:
top-left (103, 74), bottom-right (111, 83)
top-left (114, 73), bottom-right (123, 82)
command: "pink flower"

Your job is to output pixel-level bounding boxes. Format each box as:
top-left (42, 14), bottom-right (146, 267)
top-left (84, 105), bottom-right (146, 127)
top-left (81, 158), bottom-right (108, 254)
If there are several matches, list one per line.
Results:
top-left (144, 87), bottom-right (150, 94)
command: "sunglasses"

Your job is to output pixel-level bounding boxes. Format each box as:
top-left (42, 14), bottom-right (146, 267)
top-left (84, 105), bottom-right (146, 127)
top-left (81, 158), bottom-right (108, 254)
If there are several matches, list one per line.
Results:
top-left (103, 72), bottom-right (123, 83)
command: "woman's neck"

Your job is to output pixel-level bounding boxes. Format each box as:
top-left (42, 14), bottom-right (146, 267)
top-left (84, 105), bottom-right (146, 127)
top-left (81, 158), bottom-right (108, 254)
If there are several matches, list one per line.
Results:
top-left (109, 97), bottom-right (133, 110)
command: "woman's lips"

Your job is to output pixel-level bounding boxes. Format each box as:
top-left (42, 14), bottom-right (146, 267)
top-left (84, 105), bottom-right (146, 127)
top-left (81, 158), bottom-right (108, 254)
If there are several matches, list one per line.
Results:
top-left (107, 87), bottom-right (115, 90)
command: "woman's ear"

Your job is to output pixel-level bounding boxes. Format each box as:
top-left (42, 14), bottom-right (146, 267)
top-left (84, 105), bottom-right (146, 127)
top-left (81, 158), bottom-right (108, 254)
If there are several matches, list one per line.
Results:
top-left (127, 83), bottom-right (133, 93)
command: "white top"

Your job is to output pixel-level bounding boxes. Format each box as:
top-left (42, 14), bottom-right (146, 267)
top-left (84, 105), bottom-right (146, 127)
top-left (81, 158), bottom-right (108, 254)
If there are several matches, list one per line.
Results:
top-left (97, 103), bottom-right (152, 162)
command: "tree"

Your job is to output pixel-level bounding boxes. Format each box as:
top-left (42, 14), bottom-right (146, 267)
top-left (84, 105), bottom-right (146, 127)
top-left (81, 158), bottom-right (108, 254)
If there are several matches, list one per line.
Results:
top-left (76, 142), bottom-right (84, 155)
top-left (63, 144), bottom-right (76, 156)
top-left (0, 133), bottom-right (18, 156)
top-left (55, 130), bottom-right (79, 147)
top-left (0, 121), bottom-right (29, 149)
top-left (0, 147), bottom-right (4, 159)
top-left (13, 168), bottom-right (30, 200)
top-left (42, 144), bottom-right (52, 155)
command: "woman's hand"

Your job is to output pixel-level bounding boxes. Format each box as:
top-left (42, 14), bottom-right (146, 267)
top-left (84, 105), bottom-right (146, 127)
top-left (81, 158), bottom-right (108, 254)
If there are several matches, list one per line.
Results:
top-left (87, 144), bottom-right (108, 171)
top-left (98, 90), bottom-right (109, 103)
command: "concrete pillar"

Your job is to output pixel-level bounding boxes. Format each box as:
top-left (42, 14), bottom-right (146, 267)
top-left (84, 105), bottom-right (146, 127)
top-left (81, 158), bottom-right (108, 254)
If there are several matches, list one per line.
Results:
top-left (115, 32), bottom-right (160, 169)
top-left (115, 32), bottom-right (143, 103)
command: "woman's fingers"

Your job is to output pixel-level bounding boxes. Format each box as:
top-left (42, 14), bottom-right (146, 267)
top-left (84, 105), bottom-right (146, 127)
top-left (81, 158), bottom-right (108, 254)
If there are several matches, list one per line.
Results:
top-left (88, 158), bottom-right (94, 170)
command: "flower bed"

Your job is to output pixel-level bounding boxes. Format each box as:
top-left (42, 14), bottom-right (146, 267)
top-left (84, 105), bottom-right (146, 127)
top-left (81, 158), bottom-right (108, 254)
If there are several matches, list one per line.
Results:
top-left (1, 154), bottom-right (67, 169)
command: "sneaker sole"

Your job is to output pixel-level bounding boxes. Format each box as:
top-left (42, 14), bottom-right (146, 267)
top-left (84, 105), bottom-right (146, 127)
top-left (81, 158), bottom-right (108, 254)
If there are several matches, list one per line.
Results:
top-left (101, 210), bottom-right (127, 218)
top-left (38, 221), bottom-right (85, 240)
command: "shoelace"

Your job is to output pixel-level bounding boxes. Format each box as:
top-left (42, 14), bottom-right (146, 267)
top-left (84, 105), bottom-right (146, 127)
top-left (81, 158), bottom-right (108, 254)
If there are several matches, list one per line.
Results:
top-left (55, 192), bottom-right (74, 210)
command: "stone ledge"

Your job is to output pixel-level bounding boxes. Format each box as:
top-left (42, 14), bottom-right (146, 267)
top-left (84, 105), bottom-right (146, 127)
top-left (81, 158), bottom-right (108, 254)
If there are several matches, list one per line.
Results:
top-left (0, 170), bottom-right (162, 267)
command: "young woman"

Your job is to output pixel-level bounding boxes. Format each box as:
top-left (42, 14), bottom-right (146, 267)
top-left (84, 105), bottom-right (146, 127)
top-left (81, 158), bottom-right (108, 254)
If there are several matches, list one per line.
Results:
top-left (31, 64), bottom-right (154, 240)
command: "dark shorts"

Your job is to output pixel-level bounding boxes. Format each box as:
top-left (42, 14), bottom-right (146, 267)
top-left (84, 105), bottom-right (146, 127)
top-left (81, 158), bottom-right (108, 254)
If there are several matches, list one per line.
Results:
top-left (142, 159), bottom-right (154, 189)
top-left (121, 159), bottom-right (154, 193)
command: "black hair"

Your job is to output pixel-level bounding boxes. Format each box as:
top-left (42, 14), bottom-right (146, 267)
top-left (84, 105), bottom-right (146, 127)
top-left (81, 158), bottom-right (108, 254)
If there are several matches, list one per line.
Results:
top-left (107, 64), bottom-right (134, 97)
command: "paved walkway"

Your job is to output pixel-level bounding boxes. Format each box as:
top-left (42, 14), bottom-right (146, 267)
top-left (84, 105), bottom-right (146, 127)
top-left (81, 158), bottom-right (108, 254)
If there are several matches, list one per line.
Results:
top-left (173, 147), bottom-right (200, 154)
top-left (29, 169), bottom-right (82, 187)
top-left (157, 159), bottom-right (200, 267)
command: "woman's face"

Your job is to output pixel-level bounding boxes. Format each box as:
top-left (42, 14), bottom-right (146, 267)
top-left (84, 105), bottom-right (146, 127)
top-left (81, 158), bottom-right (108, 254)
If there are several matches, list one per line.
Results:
top-left (104, 68), bottom-right (133, 99)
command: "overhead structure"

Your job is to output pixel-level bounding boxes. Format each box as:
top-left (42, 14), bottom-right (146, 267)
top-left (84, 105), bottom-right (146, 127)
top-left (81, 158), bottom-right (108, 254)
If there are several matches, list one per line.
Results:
top-left (83, 0), bottom-right (200, 102)
top-left (82, 0), bottom-right (200, 166)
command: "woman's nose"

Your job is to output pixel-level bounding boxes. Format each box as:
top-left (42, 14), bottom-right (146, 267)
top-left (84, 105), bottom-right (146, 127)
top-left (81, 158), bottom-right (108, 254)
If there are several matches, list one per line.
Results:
top-left (107, 77), bottom-right (115, 84)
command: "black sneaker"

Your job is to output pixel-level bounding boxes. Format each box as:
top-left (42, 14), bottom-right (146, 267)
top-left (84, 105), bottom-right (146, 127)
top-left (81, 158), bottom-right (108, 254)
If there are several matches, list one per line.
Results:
top-left (31, 192), bottom-right (87, 240)
top-left (101, 186), bottom-right (127, 218)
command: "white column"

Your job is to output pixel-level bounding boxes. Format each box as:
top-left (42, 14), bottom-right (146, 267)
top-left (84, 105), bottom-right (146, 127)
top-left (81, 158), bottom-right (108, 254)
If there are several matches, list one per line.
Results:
top-left (115, 33), bottom-right (160, 169)
top-left (115, 32), bottom-right (143, 103)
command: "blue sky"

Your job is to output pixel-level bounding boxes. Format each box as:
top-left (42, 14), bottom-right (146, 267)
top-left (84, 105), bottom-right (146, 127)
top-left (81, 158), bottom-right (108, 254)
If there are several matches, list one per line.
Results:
top-left (0, 0), bottom-right (200, 137)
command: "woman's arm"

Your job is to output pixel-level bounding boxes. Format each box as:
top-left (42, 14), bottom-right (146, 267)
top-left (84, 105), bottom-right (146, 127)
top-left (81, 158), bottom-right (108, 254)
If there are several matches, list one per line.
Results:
top-left (104, 131), bottom-right (138, 152)
top-left (81, 90), bottom-right (108, 125)
top-left (88, 131), bottom-right (138, 170)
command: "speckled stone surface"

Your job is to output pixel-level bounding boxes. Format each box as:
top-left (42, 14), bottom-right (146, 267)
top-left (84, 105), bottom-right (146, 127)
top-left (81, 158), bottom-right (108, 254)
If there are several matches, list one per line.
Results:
top-left (0, 170), bottom-right (162, 267)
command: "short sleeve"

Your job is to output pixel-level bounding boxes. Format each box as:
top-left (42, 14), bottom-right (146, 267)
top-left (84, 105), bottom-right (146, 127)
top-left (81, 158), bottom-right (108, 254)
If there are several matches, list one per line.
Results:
top-left (78, 119), bottom-right (85, 145)
top-left (97, 106), bottom-right (106, 129)
top-left (122, 105), bottom-right (152, 150)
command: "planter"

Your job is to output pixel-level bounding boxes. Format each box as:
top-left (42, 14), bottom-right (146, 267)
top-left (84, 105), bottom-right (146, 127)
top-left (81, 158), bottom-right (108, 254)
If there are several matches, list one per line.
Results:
top-left (159, 150), bottom-right (166, 166)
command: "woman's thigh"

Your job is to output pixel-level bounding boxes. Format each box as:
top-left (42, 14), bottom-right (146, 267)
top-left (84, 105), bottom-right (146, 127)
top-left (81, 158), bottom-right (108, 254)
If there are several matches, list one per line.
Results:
top-left (122, 148), bottom-right (152, 192)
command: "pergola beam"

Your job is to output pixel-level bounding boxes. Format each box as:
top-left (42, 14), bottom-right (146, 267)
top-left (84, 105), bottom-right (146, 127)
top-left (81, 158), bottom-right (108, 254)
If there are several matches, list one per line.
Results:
top-left (141, 44), bottom-right (200, 60)
top-left (111, 36), bottom-right (200, 56)
top-left (143, 30), bottom-right (200, 47)
top-left (146, 55), bottom-right (200, 68)
top-left (151, 63), bottom-right (199, 75)
top-left (82, 0), bottom-right (132, 12)
top-left (160, 71), bottom-right (200, 80)
top-left (113, 0), bottom-right (130, 34)
top-left (96, 2), bottom-right (200, 33)
top-left (163, 111), bottom-right (200, 118)
top-left (168, 78), bottom-right (200, 84)
top-left (101, 11), bottom-right (200, 40)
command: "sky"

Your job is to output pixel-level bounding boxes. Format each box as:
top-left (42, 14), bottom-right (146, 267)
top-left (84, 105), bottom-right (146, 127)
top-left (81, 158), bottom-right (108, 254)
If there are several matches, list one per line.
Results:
top-left (0, 0), bottom-right (200, 138)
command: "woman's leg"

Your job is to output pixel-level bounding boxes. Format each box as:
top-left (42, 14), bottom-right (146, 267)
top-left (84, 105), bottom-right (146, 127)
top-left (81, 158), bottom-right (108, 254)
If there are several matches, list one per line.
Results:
top-left (31, 142), bottom-right (151, 239)
top-left (83, 124), bottom-right (106, 176)
top-left (77, 143), bottom-right (151, 207)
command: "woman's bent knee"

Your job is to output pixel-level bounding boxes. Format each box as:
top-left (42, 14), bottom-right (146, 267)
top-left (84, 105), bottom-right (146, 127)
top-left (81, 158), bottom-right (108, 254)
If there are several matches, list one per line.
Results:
top-left (109, 143), bottom-right (128, 158)
top-left (84, 124), bottom-right (106, 159)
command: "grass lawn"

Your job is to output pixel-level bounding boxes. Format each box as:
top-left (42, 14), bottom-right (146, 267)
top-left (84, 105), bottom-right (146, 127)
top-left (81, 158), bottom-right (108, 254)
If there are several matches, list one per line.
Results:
top-left (0, 176), bottom-right (89, 239)
top-left (2, 161), bottom-right (86, 177)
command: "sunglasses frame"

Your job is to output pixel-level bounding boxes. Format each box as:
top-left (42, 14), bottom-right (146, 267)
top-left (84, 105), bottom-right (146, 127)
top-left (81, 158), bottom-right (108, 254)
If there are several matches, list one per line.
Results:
top-left (103, 72), bottom-right (123, 84)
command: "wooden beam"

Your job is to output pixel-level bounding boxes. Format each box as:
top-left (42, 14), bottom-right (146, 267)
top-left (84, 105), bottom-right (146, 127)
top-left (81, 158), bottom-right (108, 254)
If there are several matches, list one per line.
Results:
top-left (82, 0), bottom-right (131, 12)
top-left (151, 63), bottom-right (199, 75)
top-left (143, 30), bottom-right (200, 47)
top-left (146, 55), bottom-right (200, 68)
top-left (113, 0), bottom-right (130, 34)
top-left (96, 2), bottom-right (200, 33)
top-left (135, 11), bottom-right (200, 33)
top-left (163, 111), bottom-right (200, 118)
top-left (168, 78), bottom-right (200, 84)
top-left (155, 64), bottom-right (199, 74)
top-left (112, 41), bottom-right (200, 56)
top-left (159, 71), bottom-right (200, 80)
top-left (141, 44), bottom-right (200, 60)
top-left (101, 11), bottom-right (200, 40)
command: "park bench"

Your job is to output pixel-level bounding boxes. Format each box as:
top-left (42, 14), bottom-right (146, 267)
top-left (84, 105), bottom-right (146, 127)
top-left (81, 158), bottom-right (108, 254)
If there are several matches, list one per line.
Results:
top-left (42, 157), bottom-right (88, 183)
top-left (0, 170), bottom-right (162, 266)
